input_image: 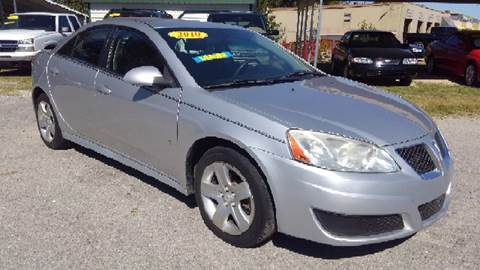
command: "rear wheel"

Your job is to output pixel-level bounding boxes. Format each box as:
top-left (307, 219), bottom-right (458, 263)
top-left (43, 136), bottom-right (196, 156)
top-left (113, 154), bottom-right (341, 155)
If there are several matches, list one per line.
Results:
top-left (194, 146), bottom-right (276, 248)
top-left (34, 93), bottom-right (70, 149)
top-left (343, 62), bottom-right (351, 79)
top-left (465, 63), bottom-right (478, 87)
top-left (398, 78), bottom-right (413, 86)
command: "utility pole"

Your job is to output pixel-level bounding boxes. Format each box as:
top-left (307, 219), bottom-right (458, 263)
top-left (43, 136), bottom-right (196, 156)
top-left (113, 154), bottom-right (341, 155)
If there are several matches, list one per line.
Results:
top-left (313, 0), bottom-right (324, 68)
top-left (13, 0), bottom-right (18, 13)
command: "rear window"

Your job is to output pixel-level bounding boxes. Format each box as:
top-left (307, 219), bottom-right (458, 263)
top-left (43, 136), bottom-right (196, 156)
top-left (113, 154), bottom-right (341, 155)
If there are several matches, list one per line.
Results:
top-left (70, 27), bottom-right (111, 66)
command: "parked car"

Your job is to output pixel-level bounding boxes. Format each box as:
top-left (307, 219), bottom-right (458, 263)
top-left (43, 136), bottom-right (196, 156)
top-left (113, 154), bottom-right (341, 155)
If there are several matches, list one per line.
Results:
top-left (331, 30), bottom-right (421, 85)
top-left (404, 26), bottom-right (458, 49)
top-left (104, 9), bottom-right (173, 19)
top-left (0, 12), bottom-right (81, 70)
top-left (427, 30), bottom-right (480, 86)
top-left (32, 19), bottom-right (452, 248)
top-left (178, 11), bottom-right (278, 36)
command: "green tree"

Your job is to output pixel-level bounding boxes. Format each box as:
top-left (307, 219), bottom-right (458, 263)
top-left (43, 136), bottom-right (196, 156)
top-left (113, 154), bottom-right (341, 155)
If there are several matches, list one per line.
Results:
top-left (53, 0), bottom-right (87, 13)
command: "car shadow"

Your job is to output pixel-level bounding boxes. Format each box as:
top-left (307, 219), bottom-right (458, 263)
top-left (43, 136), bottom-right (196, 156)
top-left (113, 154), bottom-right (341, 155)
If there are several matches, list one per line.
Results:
top-left (73, 145), bottom-right (197, 209)
top-left (0, 68), bottom-right (31, 76)
top-left (272, 233), bottom-right (413, 259)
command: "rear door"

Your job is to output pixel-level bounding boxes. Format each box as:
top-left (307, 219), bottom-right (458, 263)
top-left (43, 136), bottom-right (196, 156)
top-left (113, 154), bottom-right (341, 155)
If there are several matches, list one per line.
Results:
top-left (93, 26), bottom-right (182, 174)
top-left (48, 26), bottom-right (113, 138)
top-left (444, 34), bottom-right (468, 76)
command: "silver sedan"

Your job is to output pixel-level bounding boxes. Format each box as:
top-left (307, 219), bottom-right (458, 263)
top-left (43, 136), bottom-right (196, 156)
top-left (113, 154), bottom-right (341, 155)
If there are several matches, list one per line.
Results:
top-left (32, 18), bottom-right (453, 248)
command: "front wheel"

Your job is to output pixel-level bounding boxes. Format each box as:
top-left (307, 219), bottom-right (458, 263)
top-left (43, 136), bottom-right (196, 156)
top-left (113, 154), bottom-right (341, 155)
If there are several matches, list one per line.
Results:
top-left (465, 63), bottom-right (478, 87)
top-left (426, 56), bottom-right (436, 75)
top-left (194, 147), bottom-right (276, 248)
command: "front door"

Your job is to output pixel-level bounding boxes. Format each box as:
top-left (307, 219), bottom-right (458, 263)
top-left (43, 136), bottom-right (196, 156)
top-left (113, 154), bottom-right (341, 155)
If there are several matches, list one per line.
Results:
top-left (93, 27), bottom-right (181, 175)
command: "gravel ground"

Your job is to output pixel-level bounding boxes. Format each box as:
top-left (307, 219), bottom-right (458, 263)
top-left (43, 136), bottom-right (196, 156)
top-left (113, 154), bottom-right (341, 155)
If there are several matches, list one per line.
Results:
top-left (1, 95), bottom-right (479, 270)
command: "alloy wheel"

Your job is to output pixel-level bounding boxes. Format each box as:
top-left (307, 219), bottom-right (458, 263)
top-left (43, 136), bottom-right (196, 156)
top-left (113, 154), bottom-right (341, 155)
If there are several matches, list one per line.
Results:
top-left (465, 65), bottom-right (477, 86)
top-left (37, 101), bottom-right (56, 143)
top-left (200, 162), bottom-right (255, 235)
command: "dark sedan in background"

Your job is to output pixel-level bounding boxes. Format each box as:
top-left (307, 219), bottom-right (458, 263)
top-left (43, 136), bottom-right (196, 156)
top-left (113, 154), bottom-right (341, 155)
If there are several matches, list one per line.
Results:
top-left (427, 30), bottom-right (480, 86)
top-left (331, 30), bottom-right (422, 85)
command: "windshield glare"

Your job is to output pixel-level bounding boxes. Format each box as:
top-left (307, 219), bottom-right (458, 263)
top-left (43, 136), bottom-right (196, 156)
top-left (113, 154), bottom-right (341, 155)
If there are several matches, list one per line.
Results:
top-left (350, 32), bottom-right (401, 48)
top-left (157, 28), bottom-right (314, 88)
top-left (1, 15), bottom-right (56, 31)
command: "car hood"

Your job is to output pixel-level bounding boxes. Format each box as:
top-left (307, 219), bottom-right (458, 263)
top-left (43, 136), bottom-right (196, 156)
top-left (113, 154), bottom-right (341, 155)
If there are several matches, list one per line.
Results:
top-left (210, 76), bottom-right (435, 146)
top-left (0, 29), bottom-right (47, 40)
top-left (351, 47), bottom-right (414, 59)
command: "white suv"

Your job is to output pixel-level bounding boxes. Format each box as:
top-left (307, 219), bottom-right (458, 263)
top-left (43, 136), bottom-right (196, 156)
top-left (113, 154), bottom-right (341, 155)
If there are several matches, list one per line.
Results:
top-left (0, 12), bottom-right (81, 70)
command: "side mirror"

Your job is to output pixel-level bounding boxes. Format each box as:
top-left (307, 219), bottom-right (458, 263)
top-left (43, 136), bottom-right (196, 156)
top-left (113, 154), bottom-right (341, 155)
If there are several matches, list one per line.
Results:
top-left (44, 43), bottom-right (57, 50)
top-left (60, 27), bottom-right (71, 33)
top-left (267, 29), bottom-right (279, 36)
top-left (123, 66), bottom-right (171, 88)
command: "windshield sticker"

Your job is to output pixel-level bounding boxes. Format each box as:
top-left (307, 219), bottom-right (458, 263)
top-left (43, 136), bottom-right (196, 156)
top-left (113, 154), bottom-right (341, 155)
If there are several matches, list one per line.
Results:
top-left (7, 15), bottom-right (18, 20)
top-left (3, 21), bottom-right (15, 25)
top-left (193, 51), bottom-right (233, 63)
top-left (168, 31), bottom-right (208, 39)
top-left (109, 13), bottom-right (121, 17)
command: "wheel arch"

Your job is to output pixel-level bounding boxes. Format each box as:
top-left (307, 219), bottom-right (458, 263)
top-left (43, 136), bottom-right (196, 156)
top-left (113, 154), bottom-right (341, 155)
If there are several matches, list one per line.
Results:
top-left (185, 136), bottom-right (275, 212)
top-left (32, 86), bottom-right (46, 103)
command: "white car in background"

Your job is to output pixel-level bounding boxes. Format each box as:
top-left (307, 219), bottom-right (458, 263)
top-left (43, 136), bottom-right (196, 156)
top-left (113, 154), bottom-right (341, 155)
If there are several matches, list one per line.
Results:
top-left (0, 12), bottom-right (81, 70)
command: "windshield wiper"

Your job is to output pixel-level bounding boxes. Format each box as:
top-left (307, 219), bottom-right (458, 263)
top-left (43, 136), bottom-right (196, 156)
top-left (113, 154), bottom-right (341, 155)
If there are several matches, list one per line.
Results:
top-left (281, 70), bottom-right (325, 79)
top-left (204, 79), bottom-right (277, 89)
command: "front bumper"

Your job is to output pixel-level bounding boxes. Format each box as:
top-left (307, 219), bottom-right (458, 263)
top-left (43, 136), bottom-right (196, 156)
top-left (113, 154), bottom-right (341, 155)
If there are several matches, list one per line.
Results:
top-left (0, 51), bottom-right (39, 67)
top-left (349, 63), bottom-right (420, 79)
top-left (251, 134), bottom-right (453, 246)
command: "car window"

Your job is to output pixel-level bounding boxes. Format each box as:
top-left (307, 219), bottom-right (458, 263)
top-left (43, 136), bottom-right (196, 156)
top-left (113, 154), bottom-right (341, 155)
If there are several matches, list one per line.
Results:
top-left (471, 35), bottom-right (480, 48)
top-left (157, 28), bottom-right (314, 88)
top-left (57, 35), bottom-right (78, 56)
top-left (59, 16), bottom-right (72, 32)
top-left (350, 32), bottom-right (401, 48)
top-left (68, 16), bottom-right (80, 30)
top-left (71, 27), bottom-right (111, 66)
top-left (446, 35), bottom-right (462, 46)
top-left (108, 28), bottom-right (167, 78)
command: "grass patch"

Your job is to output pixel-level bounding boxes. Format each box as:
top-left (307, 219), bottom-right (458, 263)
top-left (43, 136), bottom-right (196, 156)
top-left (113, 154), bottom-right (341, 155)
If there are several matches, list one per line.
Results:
top-left (0, 71), bottom-right (32, 96)
top-left (384, 82), bottom-right (480, 117)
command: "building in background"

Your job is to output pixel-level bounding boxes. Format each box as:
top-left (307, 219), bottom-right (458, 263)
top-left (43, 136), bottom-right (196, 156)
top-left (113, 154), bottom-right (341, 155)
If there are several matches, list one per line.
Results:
top-left (272, 3), bottom-right (447, 44)
top-left (84, 0), bottom-right (257, 22)
top-left (446, 12), bottom-right (480, 30)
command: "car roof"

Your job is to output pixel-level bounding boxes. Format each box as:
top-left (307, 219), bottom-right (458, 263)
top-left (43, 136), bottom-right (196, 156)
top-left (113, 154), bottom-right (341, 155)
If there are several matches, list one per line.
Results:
top-left (211, 11), bottom-right (257, 15)
top-left (97, 17), bottom-right (239, 30)
top-left (15, 12), bottom-right (75, 16)
top-left (348, 30), bottom-right (393, 34)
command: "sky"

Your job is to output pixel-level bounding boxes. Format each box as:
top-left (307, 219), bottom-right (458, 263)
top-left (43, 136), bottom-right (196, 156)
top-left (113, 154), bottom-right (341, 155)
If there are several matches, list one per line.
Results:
top-left (419, 2), bottom-right (480, 19)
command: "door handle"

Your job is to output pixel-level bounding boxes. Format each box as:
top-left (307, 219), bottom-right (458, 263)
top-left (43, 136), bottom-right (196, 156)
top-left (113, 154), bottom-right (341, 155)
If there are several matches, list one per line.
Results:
top-left (50, 67), bottom-right (60, 76)
top-left (96, 85), bottom-right (112, 95)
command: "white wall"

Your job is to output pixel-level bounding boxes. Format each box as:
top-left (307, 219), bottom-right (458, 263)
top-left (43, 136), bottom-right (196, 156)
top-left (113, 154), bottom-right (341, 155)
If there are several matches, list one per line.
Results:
top-left (90, 3), bottom-right (251, 22)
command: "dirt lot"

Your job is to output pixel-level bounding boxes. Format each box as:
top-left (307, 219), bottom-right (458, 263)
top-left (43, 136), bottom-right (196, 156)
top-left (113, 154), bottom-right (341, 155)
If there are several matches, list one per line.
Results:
top-left (1, 94), bottom-right (480, 269)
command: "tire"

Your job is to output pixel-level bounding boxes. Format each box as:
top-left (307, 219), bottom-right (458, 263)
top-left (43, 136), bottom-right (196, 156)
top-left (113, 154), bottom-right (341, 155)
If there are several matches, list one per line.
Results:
top-left (330, 58), bottom-right (337, 75)
top-left (398, 78), bottom-right (413, 86)
top-left (465, 63), bottom-right (478, 87)
top-left (343, 62), bottom-right (351, 79)
top-left (194, 146), bottom-right (276, 248)
top-left (34, 93), bottom-right (70, 149)
top-left (426, 56), bottom-right (436, 75)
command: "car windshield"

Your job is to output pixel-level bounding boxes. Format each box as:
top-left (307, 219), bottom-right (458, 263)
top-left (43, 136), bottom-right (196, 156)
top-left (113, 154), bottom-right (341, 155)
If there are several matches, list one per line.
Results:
top-left (349, 32), bottom-right (402, 48)
top-left (0, 15), bottom-right (56, 31)
top-left (208, 14), bottom-right (266, 33)
top-left (157, 28), bottom-right (317, 88)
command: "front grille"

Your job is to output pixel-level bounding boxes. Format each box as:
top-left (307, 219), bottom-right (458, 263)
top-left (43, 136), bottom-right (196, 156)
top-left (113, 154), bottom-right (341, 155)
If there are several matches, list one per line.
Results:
top-left (313, 210), bottom-right (404, 237)
top-left (376, 58), bottom-right (401, 65)
top-left (418, 194), bottom-right (446, 221)
top-left (0, 40), bottom-right (18, 52)
top-left (396, 144), bottom-right (436, 175)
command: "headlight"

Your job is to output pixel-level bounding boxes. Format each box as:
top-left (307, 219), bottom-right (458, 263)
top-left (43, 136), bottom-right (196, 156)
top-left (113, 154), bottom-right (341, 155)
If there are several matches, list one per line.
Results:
top-left (352, 57), bottom-right (373, 64)
top-left (403, 58), bottom-right (418, 65)
top-left (18, 38), bottom-right (34, 45)
top-left (287, 130), bottom-right (400, 173)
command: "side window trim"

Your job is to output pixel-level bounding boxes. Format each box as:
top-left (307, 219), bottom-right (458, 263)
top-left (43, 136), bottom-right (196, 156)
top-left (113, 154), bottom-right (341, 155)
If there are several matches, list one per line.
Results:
top-left (105, 26), bottom-right (180, 87)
